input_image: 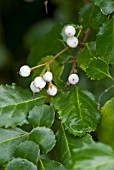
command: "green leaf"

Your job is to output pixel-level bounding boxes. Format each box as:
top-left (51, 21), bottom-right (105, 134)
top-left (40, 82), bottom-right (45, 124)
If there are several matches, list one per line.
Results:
top-left (79, 3), bottom-right (100, 29)
top-left (38, 159), bottom-right (66, 170)
top-left (96, 17), bottom-right (114, 64)
top-left (97, 97), bottom-right (114, 149)
top-left (0, 84), bottom-right (45, 127)
top-left (29, 127), bottom-right (56, 154)
top-left (27, 24), bottom-right (65, 66)
top-left (25, 19), bottom-right (57, 48)
top-left (28, 104), bottom-right (55, 128)
top-left (51, 87), bottom-right (100, 136)
top-left (67, 142), bottom-right (114, 170)
top-left (86, 58), bottom-right (112, 80)
top-left (77, 42), bottom-right (96, 71)
top-left (56, 124), bottom-right (93, 165)
top-left (6, 158), bottom-right (37, 170)
top-left (0, 128), bottom-right (28, 164)
top-left (94, 0), bottom-right (114, 15)
top-left (14, 141), bottom-right (40, 164)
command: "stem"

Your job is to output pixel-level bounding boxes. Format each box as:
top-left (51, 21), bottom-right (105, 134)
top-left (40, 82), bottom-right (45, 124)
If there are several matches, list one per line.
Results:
top-left (31, 63), bottom-right (46, 71)
top-left (77, 25), bottom-right (83, 38)
top-left (30, 47), bottom-right (69, 72)
top-left (46, 46), bottom-right (69, 65)
top-left (40, 66), bottom-right (47, 76)
top-left (44, 0), bottom-right (48, 14)
top-left (97, 84), bottom-right (114, 110)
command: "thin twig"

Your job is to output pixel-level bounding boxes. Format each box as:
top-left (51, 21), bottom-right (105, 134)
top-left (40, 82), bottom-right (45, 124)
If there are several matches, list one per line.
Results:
top-left (44, 0), bottom-right (48, 14)
top-left (97, 84), bottom-right (114, 110)
top-left (64, 60), bottom-right (75, 64)
top-left (30, 47), bottom-right (69, 71)
top-left (46, 46), bottom-right (69, 65)
top-left (83, 28), bottom-right (91, 43)
top-left (31, 63), bottom-right (46, 70)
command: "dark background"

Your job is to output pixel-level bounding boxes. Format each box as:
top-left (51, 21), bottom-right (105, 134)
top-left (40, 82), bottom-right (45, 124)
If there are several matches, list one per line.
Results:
top-left (0, 0), bottom-right (83, 84)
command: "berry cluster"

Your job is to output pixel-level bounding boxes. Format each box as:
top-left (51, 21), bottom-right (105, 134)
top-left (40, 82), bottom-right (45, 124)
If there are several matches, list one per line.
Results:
top-left (64, 25), bottom-right (78, 48)
top-left (19, 65), bottom-right (57, 96)
top-left (18, 25), bottom-right (80, 96)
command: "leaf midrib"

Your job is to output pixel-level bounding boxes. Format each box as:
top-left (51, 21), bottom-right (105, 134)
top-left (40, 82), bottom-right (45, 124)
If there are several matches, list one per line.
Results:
top-left (76, 88), bottom-right (83, 122)
top-left (0, 96), bottom-right (44, 111)
top-left (0, 133), bottom-right (28, 145)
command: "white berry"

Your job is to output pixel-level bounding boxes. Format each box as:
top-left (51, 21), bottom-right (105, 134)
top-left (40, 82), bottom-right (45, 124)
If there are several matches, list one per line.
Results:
top-left (30, 81), bottom-right (40, 93)
top-left (19, 65), bottom-right (31, 77)
top-left (47, 85), bottom-right (57, 96)
top-left (34, 76), bottom-right (46, 89)
top-left (68, 74), bottom-right (79, 85)
top-left (67, 36), bottom-right (78, 48)
top-left (43, 71), bottom-right (53, 82)
top-left (65, 25), bottom-right (76, 37)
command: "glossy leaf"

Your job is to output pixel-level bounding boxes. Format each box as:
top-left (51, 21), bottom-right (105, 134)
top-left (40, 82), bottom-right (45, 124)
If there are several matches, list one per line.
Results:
top-left (0, 84), bottom-right (44, 127)
top-left (97, 97), bottom-right (114, 149)
top-left (28, 104), bottom-right (55, 128)
top-left (96, 17), bottom-right (114, 64)
top-left (86, 58), bottom-right (112, 80)
top-left (6, 158), bottom-right (37, 170)
top-left (14, 141), bottom-right (40, 164)
top-left (56, 124), bottom-right (93, 165)
top-left (29, 127), bottom-right (56, 154)
top-left (94, 0), bottom-right (114, 15)
top-left (51, 87), bottom-right (100, 136)
top-left (77, 42), bottom-right (96, 71)
top-left (79, 3), bottom-right (100, 29)
top-left (67, 142), bottom-right (114, 170)
top-left (38, 159), bottom-right (66, 170)
top-left (0, 128), bottom-right (28, 164)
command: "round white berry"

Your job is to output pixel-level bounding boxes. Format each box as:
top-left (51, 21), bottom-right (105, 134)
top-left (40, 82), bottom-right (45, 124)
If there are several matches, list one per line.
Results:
top-left (30, 81), bottom-right (40, 93)
top-left (43, 71), bottom-right (53, 82)
top-left (67, 36), bottom-right (78, 48)
top-left (65, 25), bottom-right (76, 37)
top-left (47, 85), bottom-right (57, 96)
top-left (68, 74), bottom-right (79, 85)
top-left (34, 76), bottom-right (46, 89)
top-left (19, 65), bottom-right (31, 77)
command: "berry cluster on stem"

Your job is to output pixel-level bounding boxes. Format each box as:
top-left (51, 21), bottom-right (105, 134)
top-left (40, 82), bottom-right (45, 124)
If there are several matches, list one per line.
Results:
top-left (18, 25), bottom-right (82, 96)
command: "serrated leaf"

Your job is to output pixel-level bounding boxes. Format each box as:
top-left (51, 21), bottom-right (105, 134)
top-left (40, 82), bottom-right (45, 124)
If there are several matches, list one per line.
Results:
top-left (51, 87), bottom-right (100, 136)
top-left (94, 0), bottom-right (114, 15)
top-left (86, 58), bottom-right (112, 80)
top-left (29, 127), bottom-right (56, 154)
top-left (96, 17), bottom-right (114, 64)
top-left (0, 128), bottom-right (28, 164)
top-left (77, 42), bottom-right (96, 71)
top-left (97, 97), bottom-right (114, 149)
top-left (28, 104), bottom-right (55, 128)
top-left (38, 159), bottom-right (66, 170)
top-left (6, 158), bottom-right (37, 170)
top-left (27, 24), bottom-right (65, 66)
top-left (67, 142), bottom-right (114, 170)
top-left (56, 124), bottom-right (93, 165)
top-left (14, 141), bottom-right (40, 164)
top-left (0, 84), bottom-right (44, 127)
